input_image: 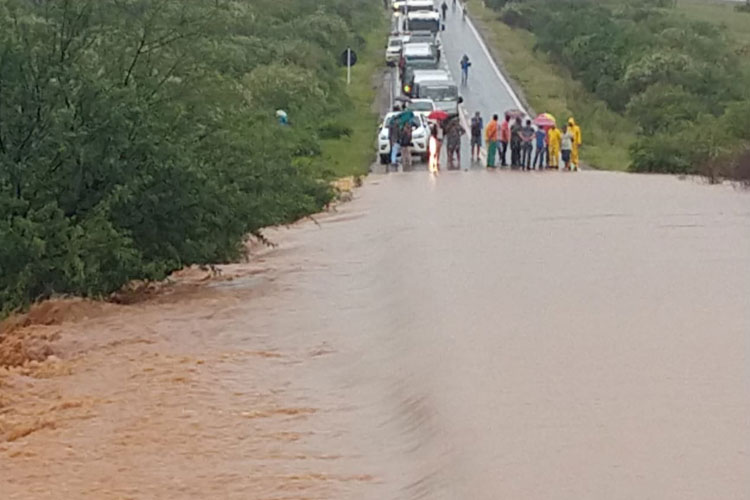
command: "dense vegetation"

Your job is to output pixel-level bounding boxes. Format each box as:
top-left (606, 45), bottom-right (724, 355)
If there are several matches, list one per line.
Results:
top-left (486, 0), bottom-right (750, 176)
top-left (0, 0), bottom-right (382, 315)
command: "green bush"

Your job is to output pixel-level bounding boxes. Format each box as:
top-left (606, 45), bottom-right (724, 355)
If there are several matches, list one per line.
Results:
top-left (0, 0), bottom-right (380, 315)
top-left (319, 121), bottom-right (354, 140)
top-left (499, 4), bottom-right (532, 30)
top-left (488, 0), bottom-right (748, 174)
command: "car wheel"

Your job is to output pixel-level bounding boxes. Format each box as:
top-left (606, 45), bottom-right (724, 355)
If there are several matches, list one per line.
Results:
top-left (380, 154), bottom-right (390, 165)
top-left (421, 154), bottom-right (429, 163)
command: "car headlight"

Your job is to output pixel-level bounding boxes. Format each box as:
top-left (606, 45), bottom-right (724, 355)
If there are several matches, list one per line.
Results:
top-left (413, 132), bottom-right (425, 139)
top-left (380, 134), bottom-right (388, 141)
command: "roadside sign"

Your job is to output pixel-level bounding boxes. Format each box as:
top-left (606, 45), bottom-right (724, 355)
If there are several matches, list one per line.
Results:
top-left (340, 48), bottom-right (358, 67)
top-left (340, 48), bottom-right (358, 85)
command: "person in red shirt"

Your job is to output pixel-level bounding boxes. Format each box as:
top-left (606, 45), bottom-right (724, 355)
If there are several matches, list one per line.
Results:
top-left (499, 114), bottom-right (510, 167)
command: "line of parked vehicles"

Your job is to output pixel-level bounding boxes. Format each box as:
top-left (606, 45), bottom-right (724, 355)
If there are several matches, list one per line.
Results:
top-left (378, 0), bottom-right (463, 166)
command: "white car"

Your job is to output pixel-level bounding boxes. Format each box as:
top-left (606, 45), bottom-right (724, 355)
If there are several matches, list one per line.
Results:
top-left (378, 111), bottom-right (429, 165)
top-left (385, 36), bottom-right (407, 66)
top-left (406, 98), bottom-right (436, 118)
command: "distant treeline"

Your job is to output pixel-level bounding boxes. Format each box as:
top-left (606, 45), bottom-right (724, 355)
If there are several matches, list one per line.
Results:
top-left (0, 0), bottom-right (379, 315)
top-left (488, 0), bottom-right (750, 177)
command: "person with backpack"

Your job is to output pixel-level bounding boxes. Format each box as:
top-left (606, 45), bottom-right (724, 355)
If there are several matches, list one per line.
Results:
top-left (460, 54), bottom-right (471, 85)
top-left (470, 111), bottom-right (483, 163)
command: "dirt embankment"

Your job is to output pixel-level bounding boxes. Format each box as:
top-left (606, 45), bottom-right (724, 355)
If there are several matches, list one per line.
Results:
top-left (0, 299), bottom-right (110, 368)
top-left (0, 264), bottom-right (257, 445)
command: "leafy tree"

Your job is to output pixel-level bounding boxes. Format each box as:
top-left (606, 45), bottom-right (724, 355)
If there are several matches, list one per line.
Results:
top-left (488, 0), bottom-right (749, 175)
top-left (0, 0), bottom-right (380, 314)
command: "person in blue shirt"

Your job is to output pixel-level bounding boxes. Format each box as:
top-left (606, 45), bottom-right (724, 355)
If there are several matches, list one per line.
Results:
top-left (460, 54), bottom-right (471, 85)
top-left (534, 126), bottom-right (547, 169)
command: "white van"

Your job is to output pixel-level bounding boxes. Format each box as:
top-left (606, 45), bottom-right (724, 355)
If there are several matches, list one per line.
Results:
top-left (405, 11), bottom-right (440, 34)
top-left (405, 0), bottom-right (437, 13)
top-left (412, 70), bottom-right (460, 114)
top-left (401, 43), bottom-right (440, 95)
top-left (402, 43), bottom-right (439, 68)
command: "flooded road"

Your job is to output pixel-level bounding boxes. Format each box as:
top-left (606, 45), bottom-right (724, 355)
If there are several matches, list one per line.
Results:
top-left (2, 170), bottom-right (749, 499)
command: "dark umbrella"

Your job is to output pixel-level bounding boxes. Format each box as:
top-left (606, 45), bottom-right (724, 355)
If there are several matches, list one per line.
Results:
top-left (397, 109), bottom-right (415, 126)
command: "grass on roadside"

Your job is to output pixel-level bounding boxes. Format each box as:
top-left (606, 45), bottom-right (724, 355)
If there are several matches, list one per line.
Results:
top-left (318, 18), bottom-right (389, 178)
top-left (466, 0), bottom-right (636, 171)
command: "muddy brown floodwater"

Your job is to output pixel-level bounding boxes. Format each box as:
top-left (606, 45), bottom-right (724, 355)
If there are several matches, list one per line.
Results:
top-left (1, 171), bottom-right (749, 499)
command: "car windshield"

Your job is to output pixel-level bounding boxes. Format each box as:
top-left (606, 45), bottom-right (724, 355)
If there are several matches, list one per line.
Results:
top-left (421, 85), bottom-right (458, 102)
top-left (409, 101), bottom-right (434, 112)
top-left (388, 39), bottom-right (402, 48)
top-left (405, 54), bottom-right (435, 62)
top-left (406, 59), bottom-right (438, 70)
top-left (407, 19), bottom-right (439, 33)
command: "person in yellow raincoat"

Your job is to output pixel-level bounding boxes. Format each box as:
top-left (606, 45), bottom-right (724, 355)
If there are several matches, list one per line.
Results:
top-left (568, 118), bottom-right (582, 171)
top-left (547, 123), bottom-right (562, 169)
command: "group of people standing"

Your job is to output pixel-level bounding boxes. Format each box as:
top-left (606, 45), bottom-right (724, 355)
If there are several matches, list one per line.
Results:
top-left (474, 113), bottom-right (582, 170)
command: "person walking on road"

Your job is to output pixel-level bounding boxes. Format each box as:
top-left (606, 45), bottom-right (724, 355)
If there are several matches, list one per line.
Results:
top-left (460, 54), bottom-right (471, 86)
top-left (521, 119), bottom-right (535, 170)
top-left (510, 117), bottom-right (523, 168)
top-left (534, 126), bottom-right (547, 169)
top-left (561, 125), bottom-right (574, 171)
top-left (470, 111), bottom-right (483, 162)
top-left (441, 1), bottom-right (448, 20)
top-left (445, 119), bottom-right (465, 170)
top-left (485, 114), bottom-right (499, 168)
top-left (499, 114), bottom-right (510, 167)
top-left (547, 123), bottom-right (562, 169)
top-left (568, 117), bottom-right (582, 171)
